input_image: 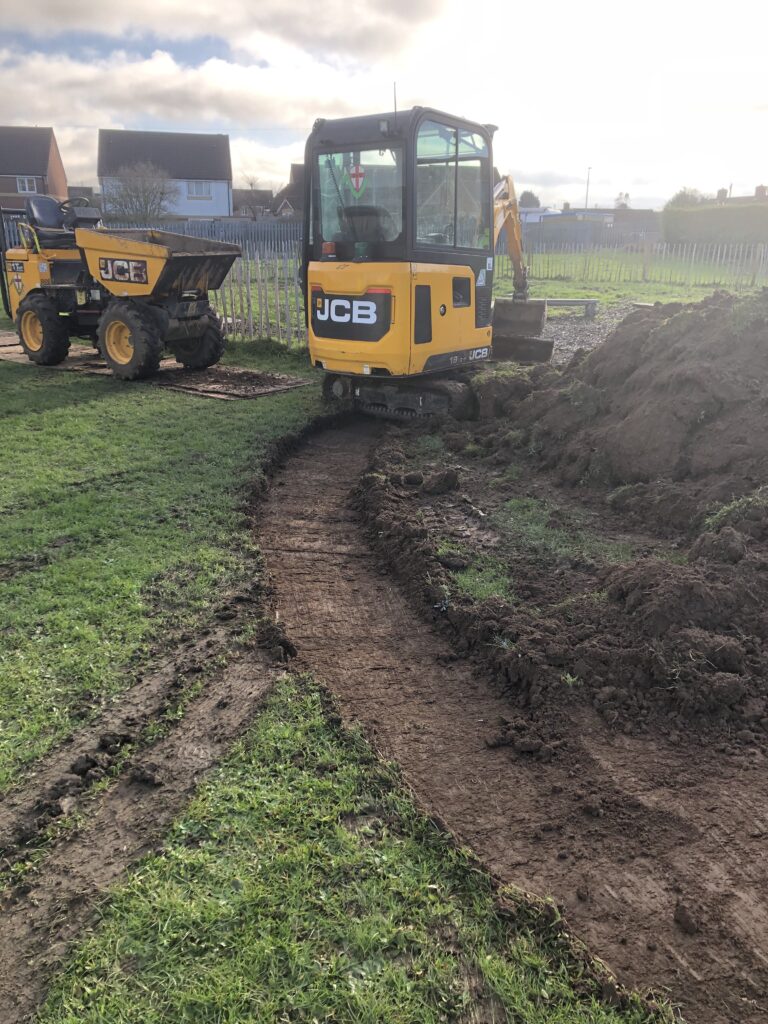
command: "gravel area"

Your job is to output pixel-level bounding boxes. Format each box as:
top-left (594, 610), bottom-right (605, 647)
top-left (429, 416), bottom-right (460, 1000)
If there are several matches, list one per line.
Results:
top-left (545, 302), bottom-right (634, 365)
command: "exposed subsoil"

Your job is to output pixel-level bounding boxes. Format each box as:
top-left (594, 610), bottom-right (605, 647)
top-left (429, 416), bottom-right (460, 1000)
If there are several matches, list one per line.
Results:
top-left (259, 422), bottom-right (768, 1024)
top-left (0, 340), bottom-right (308, 399)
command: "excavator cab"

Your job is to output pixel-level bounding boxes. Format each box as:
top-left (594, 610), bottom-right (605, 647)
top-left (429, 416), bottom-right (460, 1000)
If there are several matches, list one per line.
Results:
top-left (302, 108), bottom-right (499, 415)
top-left (302, 107), bottom-right (549, 417)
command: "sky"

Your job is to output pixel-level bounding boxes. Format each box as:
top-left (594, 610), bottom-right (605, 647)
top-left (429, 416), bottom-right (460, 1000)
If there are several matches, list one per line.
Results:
top-left (0, 0), bottom-right (765, 210)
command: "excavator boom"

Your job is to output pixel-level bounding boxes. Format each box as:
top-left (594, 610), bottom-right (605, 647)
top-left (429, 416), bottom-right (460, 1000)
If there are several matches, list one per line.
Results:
top-left (491, 175), bottom-right (551, 361)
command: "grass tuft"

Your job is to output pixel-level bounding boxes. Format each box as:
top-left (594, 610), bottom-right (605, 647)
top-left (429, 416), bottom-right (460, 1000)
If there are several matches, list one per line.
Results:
top-left (493, 497), bottom-right (634, 564)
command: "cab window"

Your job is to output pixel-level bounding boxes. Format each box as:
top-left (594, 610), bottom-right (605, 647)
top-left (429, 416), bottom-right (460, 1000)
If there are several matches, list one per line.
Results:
top-left (316, 146), bottom-right (404, 260)
top-left (416, 120), bottom-right (490, 250)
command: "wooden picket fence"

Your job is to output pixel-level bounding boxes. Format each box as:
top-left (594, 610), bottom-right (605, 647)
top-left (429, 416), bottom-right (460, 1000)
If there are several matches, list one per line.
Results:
top-left (4, 210), bottom-right (768, 346)
top-left (496, 240), bottom-right (768, 291)
top-left (214, 241), bottom-right (306, 347)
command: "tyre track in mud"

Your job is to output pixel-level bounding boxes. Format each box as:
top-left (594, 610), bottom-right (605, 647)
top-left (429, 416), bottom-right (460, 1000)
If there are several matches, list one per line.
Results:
top-left (259, 423), bottom-right (768, 1024)
top-left (0, 607), bottom-right (252, 864)
top-left (0, 639), bottom-right (282, 1024)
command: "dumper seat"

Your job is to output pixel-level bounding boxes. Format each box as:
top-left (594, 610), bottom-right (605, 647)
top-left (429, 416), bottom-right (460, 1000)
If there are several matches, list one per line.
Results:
top-left (24, 196), bottom-right (78, 249)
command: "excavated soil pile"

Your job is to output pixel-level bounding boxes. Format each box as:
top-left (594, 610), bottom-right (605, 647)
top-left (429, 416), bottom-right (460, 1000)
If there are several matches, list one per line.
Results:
top-left (357, 453), bottom-right (768, 742)
top-left (357, 294), bottom-right (768, 741)
top-left (474, 290), bottom-right (768, 528)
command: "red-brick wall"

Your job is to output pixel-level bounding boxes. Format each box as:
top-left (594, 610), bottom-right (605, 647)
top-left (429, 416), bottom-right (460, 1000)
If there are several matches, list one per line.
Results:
top-left (0, 174), bottom-right (44, 209)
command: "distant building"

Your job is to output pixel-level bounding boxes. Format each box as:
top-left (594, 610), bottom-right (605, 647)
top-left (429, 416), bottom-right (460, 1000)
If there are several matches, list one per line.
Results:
top-left (555, 207), bottom-right (659, 231)
top-left (716, 185), bottom-right (768, 205)
top-left (232, 187), bottom-right (274, 218)
top-left (0, 125), bottom-right (68, 209)
top-left (68, 184), bottom-right (101, 206)
top-left (518, 207), bottom-right (558, 225)
top-left (272, 164), bottom-right (304, 217)
top-left (98, 129), bottom-right (233, 218)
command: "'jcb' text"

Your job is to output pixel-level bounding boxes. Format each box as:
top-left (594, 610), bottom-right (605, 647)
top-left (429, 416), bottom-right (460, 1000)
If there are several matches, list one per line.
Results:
top-left (99, 258), bottom-right (148, 284)
top-left (315, 298), bottom-right (377, 324)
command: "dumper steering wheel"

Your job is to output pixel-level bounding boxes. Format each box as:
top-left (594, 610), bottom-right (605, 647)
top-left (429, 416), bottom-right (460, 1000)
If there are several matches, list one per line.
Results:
top-left (59, 197), bottom-right (91, 214)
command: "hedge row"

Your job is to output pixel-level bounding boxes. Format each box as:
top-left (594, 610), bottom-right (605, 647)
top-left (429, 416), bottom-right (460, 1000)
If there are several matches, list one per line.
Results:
top-left (663, 203), bottom-right (768, 244)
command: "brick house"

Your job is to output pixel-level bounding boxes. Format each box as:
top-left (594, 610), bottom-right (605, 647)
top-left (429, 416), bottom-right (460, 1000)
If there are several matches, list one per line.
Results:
top-left (0, 126), bottom-right (68, 209)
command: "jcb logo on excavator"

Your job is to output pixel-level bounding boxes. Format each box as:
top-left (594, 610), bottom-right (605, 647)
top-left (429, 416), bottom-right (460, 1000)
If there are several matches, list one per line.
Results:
top-left (311, 286), bottom-right (391, 342)
top-left (315, 298), bottom-right (377, 324)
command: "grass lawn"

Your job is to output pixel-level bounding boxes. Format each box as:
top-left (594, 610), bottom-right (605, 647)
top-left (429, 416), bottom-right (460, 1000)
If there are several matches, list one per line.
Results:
top-left (38, 675), bottom-right (663, 1024)
top-left (0, 338), bottom-right (670, 1023)
top-left (0, 355), bottom-right (322, 789)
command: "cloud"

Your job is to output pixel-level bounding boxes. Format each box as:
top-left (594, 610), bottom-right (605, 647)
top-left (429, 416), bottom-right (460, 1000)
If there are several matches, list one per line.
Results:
top-left (0, 48), bottom-right (354, 131)
top-left (510, 170), bottom-right (585, 189)
top-left (0, 40), bottom-right (393, 186)
top-left (2, 0), bottom-right (767, 204)
top-left (1, 0), bottom-right (445, 59)
top-left (230, 139), bottom-right (305, 191)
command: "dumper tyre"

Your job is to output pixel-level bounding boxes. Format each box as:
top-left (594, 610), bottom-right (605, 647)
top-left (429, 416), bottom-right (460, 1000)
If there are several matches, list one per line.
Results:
top-left (172, 314), bottom-right (226, 370)
top-left (98, 300), bottom-right (163, 380)
top-left (16, 292), bottom-right (70, 365)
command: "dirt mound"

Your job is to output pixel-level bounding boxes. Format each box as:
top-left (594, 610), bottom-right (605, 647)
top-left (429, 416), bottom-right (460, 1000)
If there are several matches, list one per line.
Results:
top-left (358, 451), bottom-right (768, 742)
top-left (475, 291), bottom-right (768, 528)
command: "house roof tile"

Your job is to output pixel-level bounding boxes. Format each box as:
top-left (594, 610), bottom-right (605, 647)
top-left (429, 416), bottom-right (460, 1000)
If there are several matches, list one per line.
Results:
top-left (0, 126), bottom-right (54, 175)
top-left (98, 129), bottom-right (232, 181)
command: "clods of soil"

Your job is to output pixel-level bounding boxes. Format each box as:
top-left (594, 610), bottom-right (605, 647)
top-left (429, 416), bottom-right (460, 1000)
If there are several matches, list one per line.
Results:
top-left (259, 423), bottom-right (768, 1024)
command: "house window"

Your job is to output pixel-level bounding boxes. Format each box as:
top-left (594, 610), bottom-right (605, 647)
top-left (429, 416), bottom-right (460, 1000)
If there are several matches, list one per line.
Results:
top-left (17, 177), bottom-right (37, 194)
top-left (187, 180), bottom-right (212, 199)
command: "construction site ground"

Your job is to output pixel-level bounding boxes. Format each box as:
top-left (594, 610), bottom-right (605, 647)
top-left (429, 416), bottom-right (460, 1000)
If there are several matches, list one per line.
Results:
top-left (2, 297), bottom-right (766, 1022)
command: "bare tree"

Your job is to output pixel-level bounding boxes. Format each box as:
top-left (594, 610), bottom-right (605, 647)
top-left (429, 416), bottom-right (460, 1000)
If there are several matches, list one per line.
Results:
top-left (665, 187), bottom-right (709, 210)
top-left (103, 161), bottom-right (180, 221)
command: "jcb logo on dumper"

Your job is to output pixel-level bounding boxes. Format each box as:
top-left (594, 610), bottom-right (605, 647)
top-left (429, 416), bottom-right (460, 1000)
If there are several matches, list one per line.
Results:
top-left (99, 258), bottom-right (148, 285)
top-left (315, 297), bottom-right (377, 324)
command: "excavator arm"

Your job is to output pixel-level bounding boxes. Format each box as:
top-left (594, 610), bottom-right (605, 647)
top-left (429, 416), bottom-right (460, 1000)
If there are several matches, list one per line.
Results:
top-left (493, 175), bottom-right (529, 300)
top-left (490, 174), bottom-right (549, 351)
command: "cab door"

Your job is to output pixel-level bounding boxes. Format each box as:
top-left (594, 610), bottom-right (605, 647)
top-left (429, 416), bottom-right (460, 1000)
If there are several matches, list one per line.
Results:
top-left (409, 116), bottom-right (494, 374)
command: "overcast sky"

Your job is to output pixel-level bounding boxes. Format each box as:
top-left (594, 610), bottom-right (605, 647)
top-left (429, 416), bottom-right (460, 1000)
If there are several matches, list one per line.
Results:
top-left (0, 0), bottom-right (765, 209)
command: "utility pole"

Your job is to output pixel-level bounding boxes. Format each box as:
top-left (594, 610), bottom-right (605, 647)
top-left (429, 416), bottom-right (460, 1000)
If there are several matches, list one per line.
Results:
top-left (584, 166), bottom-right (592, 212)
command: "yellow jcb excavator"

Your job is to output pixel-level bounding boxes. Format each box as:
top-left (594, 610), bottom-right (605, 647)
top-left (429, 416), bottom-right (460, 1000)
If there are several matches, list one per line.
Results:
top-left (301, 106), bottom-right (551, 417)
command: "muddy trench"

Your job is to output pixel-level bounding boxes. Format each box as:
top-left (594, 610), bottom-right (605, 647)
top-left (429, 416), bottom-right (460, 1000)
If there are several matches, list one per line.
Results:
top-left (259, 422), bottom-right (768, 1024)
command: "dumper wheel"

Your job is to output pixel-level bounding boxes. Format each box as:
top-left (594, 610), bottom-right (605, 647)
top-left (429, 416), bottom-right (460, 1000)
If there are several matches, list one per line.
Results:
top-left (172, 314), bottom-right (226, 370)
top-left (98, 300), bottom-right (163, 380)
top-left (16, 292), bottom-right (70, 365)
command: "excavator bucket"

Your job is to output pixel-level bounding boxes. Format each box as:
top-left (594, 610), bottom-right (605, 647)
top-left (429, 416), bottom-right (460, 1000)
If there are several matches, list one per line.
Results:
top-left (491, 297), bottom-right (553, 363)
